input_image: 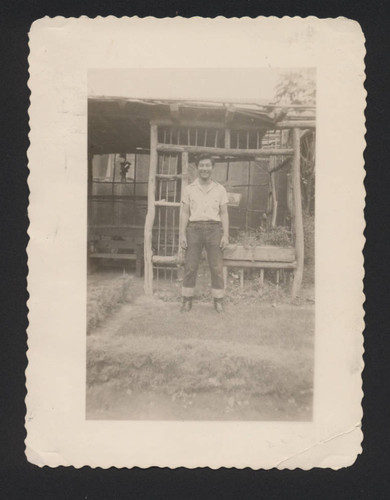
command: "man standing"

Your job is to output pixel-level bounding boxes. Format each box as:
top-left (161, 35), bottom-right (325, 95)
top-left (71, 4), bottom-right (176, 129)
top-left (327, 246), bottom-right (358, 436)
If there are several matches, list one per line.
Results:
top-left (180, 154), bottom-right (229, 313)
top-left (118, 154), bottom-right (131, 183)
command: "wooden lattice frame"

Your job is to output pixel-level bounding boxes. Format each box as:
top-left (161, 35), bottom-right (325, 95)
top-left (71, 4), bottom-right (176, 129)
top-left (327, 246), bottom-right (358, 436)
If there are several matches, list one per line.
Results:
top-left (144, 120), bottom-right (313, 297)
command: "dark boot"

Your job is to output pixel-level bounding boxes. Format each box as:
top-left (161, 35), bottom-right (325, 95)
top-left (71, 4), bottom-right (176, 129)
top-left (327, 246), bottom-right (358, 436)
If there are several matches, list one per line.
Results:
top-left (180, 297), bottom-right (192, 313)
top-left (214, 298), bottom-right (224, 313)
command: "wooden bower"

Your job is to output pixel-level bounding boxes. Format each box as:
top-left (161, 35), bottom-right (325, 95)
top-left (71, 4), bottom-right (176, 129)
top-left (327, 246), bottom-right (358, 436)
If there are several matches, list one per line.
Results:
top-left (144, 120), bottom-right (307, 298)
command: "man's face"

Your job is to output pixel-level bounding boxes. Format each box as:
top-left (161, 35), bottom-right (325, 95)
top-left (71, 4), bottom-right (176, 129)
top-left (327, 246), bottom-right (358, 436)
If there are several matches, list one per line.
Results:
top-left (197, 159), bottom-right (213, 180)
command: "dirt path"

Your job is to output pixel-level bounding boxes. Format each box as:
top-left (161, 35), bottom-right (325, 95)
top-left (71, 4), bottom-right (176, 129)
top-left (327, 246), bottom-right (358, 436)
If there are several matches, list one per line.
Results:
top-left (87, 285), bottom-right (314, 421)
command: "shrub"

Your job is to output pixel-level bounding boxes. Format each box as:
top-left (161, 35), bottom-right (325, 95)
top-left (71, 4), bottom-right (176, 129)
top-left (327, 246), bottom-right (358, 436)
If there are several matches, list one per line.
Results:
top-left (87, 275), bottom-right (133, 333)
top-left (231, 226), bottom-right (293, 248)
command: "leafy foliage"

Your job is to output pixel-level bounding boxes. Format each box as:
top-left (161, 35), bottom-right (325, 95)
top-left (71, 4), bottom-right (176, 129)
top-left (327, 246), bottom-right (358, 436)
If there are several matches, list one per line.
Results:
top-left (274, 69), bottom-right (316, 105)
top-left (231, 226), bottom-right (293, 248)
top-left (274, 70), bottom-right (316, 215)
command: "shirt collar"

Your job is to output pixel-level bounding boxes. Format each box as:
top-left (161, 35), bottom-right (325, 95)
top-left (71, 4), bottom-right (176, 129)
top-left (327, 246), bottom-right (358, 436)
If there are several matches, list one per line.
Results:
top-left (193, 177), bottom-right (216, 193)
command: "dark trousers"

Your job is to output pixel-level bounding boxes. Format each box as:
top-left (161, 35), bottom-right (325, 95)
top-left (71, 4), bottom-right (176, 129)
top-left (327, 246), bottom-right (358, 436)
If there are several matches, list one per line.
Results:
top-left (182, 221), bottom-right (225, 299)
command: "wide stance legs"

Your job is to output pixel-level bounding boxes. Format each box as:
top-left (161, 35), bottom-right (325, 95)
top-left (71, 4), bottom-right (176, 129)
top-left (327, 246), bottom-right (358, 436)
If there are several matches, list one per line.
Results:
top-left (181, 222), bottom-right (225, 312)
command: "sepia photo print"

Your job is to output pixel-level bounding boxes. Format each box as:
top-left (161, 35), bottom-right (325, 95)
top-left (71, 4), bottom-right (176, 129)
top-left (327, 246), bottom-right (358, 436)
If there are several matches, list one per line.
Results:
top-left (86, 68), bottom-right (316, 421)
top-left (26, 17), bottom-right (365, 468)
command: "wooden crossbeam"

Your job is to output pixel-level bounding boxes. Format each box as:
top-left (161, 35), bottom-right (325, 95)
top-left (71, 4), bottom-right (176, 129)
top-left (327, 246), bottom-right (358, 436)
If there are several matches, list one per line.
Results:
top-left (152, 256), bottom-right (178, 265)
top-left (150, 118), bottom-right (270, 132)
top-left (155, 201), bottom-right (181, 207)
top-left (90, 253), bottom-right (136, 260)
top-left (151, 256), bottom-right (297, 268)
top-left (156, 143), bottom-right (293, 157)
top-left (275, 120), bottom-right (315, 129)
top-left (223, 260), bottom-right (297, 269)
top-left (155, 174), bottom-right (182, 179)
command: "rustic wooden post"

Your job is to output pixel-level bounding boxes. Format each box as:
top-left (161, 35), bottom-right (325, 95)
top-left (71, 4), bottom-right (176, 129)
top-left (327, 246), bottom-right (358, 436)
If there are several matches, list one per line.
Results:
top-left (144, 124), bottom-right (158, 295)
top-left (87, 152), bottom-right (93, 230)
top-left (224, 128), bottom-right (231, 149)
top-left (291, 128), bottom-right (304, 298)
top-left (270, 155), bottom-right (278, 228)
top-left (87, 151), bottom-right (93, 198)
top-left (177, 151), bottom-right (189, 265)
top-left (260, 269), bottom-right (264, 287)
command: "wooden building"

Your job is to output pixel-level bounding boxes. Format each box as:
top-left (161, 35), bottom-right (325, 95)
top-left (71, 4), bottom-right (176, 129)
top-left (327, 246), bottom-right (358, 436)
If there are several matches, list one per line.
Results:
top-left (88, 97), bottom-right (315, 297)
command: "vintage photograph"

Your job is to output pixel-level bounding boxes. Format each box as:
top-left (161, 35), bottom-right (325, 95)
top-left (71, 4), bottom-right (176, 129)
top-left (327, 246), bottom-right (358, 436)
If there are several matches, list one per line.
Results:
top-left (86, 68), bottom-right (316, 421)
top-left (26, 17), bottom-right (365, 468)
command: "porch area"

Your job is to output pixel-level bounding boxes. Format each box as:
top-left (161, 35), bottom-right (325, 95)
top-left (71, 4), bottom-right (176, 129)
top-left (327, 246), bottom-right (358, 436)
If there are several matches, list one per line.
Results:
top-left (88, 97), bottom-right (315, 297)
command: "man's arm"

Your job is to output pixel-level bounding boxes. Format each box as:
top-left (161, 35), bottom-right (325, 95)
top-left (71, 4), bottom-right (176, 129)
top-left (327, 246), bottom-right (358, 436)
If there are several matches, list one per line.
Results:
top-left (180, 202), bottom-right (190, 249)
top-left (220, 203), bottom-right (229, 250)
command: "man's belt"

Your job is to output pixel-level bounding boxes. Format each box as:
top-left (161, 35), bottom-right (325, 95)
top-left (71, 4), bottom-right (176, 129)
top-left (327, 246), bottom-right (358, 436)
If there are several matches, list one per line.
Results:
top-left (188, 220), bottom-right (221, 224)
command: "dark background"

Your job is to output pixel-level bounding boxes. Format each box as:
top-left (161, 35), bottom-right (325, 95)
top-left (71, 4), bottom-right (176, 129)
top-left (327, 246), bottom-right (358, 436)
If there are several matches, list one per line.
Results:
top-left (0, 1), bottom-right (389, 498)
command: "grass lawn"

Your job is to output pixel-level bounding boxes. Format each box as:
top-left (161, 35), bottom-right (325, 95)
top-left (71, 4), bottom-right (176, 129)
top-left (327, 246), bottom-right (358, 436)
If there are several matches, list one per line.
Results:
top-left (86, 278), bottom-right (314, 421)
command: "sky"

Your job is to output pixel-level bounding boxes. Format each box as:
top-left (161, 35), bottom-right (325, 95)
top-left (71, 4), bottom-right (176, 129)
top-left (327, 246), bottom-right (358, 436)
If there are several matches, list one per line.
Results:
top-left (88, 68), bottom-right (291, 104)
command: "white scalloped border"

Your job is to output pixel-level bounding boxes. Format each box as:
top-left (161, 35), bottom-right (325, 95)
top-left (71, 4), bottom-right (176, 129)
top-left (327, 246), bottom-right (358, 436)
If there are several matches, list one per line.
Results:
top-left (25, 16), bottom-right (366, 469)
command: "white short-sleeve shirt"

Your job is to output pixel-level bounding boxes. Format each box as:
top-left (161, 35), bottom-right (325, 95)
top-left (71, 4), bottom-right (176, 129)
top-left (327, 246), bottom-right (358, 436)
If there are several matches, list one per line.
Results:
top-left (182, 178), bottom-right (229, 222)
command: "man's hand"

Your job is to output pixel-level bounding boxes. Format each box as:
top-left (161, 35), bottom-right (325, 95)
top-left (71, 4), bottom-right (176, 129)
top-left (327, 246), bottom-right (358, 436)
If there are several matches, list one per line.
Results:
top-left (180, 235), bottom-right (188, 250)
top-left (220, 234), bottom-right (229, 250)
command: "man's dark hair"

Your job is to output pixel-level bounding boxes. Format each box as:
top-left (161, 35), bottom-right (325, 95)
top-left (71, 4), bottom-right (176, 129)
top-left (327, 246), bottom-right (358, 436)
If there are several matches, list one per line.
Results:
top-left (195, 153), bottom-right (215, 167)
